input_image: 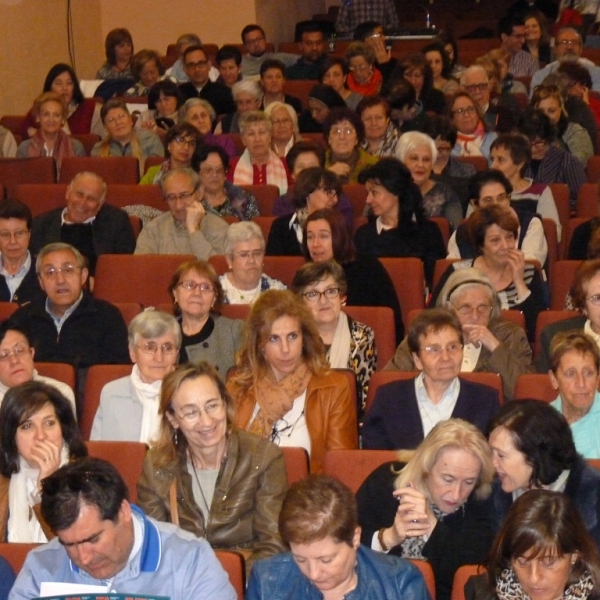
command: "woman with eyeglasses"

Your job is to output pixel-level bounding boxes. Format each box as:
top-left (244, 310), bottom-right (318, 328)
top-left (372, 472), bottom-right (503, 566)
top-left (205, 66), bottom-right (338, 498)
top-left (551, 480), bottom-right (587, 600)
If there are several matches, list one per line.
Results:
top-left (357, 95), bottom-right (402, 157)
top-left (0, 381), bottom-right (87, 542)
top-left (140, 122), bottom-right (202, 185)
top-left (266, 167), bottom-right (341, 256)
top-left (137, 361), bottom-right (287, 578)
top-left (345, 42), bottom-right (382, 97)
top-left (168, 260), bottom-right (243, 376)
top-left (362, 308), bottom-right (500, 450)
top-left (291, 261), bottom-right (376, 414)
top-left (447, 91), bottom-right (498, 159)
top-left (91, 310), bottom-right (181, 443)
top-left (220, 222), bottom-right (286, 305)
top-left (264, 102), bottom-right (301, 158)
top-left (385, 268), bottom-right (533, 401)
top-left (197, 145), bottom-right (259, 221)
top-left (227, 289), bottom-right (358, 474)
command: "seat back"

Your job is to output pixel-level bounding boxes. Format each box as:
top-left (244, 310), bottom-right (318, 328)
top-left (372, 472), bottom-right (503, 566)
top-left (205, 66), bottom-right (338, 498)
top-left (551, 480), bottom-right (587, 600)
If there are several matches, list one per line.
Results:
top-left (586, 155), bottom-right (600, 183)
top-left (94, 254), bottom-right (195, 306)
top-left (13, 184), bottom-right (68, 217)
top-left (71, 133), bottom-right (101, 156)
top-left (113, 302), bottom-right (143, 326)
top-left (0, 542), bottom-right (39, 574)
top-left (0, 157), bottom-right (56, 196)
top-left (548, 183), bottom-right (570, 230)
top-left (365, 371), bottom-right (503, 413)
top-left (550, 260), bottom-right (582, 310)
top-left (282, 80), bottom-right (318, 110)
top-left (534, 309), bottom-right (580, 358)
top-left (513, 374), bottom-right (556, 402)
top-left (379, 257), bottom-right (425, 332)
top-left (215, 549), bottom-right (245, 600)
top-left (542, 218), bottom-right (558, 274)
top-left (343, 306), bottom-right (395, 370)
top-left (433, 258), bottom-right (460, 290)
top-left (342, 183), bottom-right (367, 218)
top-left (106, 184), bottom-right (166, 210)
top-left (81, 364), bottom-right (134, 440)
top-left (456, 155), bottom-right (488, 172)
top-left (239, 184), bottom-right (280, 216)
top-left (59, 156), bottom-right (140, 184)
top-left (85, 440), bottom-right (147, 502)
top-left (0, 301), bottom-right (18, 320)
top-left (35, 362), bottom-right (76, 392)
top-left (409, 559), bottom-right (437, 600)
top-left (451, 565), bottom-right (486, 600)
top-left (576, 182), bottom-right (598, 218)
top-left (322, 449), bottom-right (398, 493)
top-left (144, 155), bottom-right (166, 173)
top-left (253, 216), bottom-right (276, 243)
top-left (562, 218), bottom-right (588, 260)
top-left (430, 216), bottom-right (450, 246)
top-left (280, 446), bottom-right (309, 485)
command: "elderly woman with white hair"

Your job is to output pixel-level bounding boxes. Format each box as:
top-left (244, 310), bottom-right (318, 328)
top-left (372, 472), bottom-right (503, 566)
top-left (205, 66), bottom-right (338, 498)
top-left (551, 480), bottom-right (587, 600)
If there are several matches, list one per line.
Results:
top-left (179, 97), bottom-right (237, 158)
top-left (385, 267), bottom-right (533, 400)
top-left (219, 221), bottom-right (286, 304)
top-left (90, 309), bottom-right (182, 443)
top-left (396, 130), bottom-right (463, 230)
top-left (216, 79), bottom-right (263, 134)
top-left (228, 111), bottom-right (293, 194)
top-left (264, 101), bottom-right (301, 157)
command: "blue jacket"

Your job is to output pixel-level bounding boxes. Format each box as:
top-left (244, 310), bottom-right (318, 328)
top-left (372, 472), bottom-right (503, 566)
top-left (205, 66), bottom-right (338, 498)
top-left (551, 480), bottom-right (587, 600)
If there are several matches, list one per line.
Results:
top-left (9, 505), bottom-right (236, 600)
top-left (246, 544), bottom-right (430, 600)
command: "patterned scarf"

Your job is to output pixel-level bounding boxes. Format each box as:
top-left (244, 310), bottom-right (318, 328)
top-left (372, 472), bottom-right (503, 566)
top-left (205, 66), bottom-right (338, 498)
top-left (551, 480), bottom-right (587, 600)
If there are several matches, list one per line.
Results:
top-left (27, 128), bottom-right (76, 171)
top-left (97, 130), bottom-right (145, 175)
top-left (232, 148), bottom-right (289, 194)
top-left (496, 567), bottom-right (593, 600)
top-left (456, 120), bottom-right (486, 156)
top-left (247, 362), bottom-right (311, 439)
top-left (400, 504), bottom-right (446, 558)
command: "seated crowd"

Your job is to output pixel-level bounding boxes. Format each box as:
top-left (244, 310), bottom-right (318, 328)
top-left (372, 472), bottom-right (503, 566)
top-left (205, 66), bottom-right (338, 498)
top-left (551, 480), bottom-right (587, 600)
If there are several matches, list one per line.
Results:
top-left (5, 7), bottom-right (600, 600)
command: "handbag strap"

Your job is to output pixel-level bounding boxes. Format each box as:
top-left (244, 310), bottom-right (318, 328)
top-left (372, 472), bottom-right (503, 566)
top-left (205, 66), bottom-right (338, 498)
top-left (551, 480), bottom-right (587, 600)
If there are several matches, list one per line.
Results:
top-left (169, 479), bottom-right (180, 526)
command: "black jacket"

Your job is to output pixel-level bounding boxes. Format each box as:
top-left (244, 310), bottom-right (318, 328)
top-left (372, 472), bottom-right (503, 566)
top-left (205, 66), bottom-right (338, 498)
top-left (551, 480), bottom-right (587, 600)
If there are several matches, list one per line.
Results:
top-left (0, 258), bottom-right (44, 305)
top-left (9, 292), bottom-right (130, 368)
top-left (178, 80), bottom-right (235, 116)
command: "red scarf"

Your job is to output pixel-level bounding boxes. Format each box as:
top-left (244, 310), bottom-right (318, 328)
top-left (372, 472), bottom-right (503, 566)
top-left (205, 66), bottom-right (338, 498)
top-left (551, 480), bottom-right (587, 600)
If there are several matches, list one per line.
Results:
top-left (347, 68), bottom-right (382, 96)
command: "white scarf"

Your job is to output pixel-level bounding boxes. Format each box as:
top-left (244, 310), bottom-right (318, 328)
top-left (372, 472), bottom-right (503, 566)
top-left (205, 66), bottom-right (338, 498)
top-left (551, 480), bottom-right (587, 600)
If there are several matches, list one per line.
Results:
top-left (232, 148), bottom-right (289, 194)
top-left (8, 444), bottom-right (69, 542)
top-left (130, 364), bottom-right (162, 445)
top-left (327, 312), bottom-right (352, 369)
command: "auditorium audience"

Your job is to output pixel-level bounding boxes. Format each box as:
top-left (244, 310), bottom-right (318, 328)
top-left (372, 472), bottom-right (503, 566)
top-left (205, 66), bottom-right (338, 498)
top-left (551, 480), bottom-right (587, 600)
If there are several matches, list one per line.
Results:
top-left (214, 45), bottom-right (242, 88)
top-left (125, 49), bottom-right (165, 97)
top-left (96, 28), bottom-right (134, 79)
top-left (298, 84), bottom-right (347, 134)
top-left (216, 79), bottom-right (263, 134)
top-left (260, 59), bottom-right (302, 114)
top-left (399, 53), bottom-right (446, 115)
top-left (135, 80), bottom-right (183, 132)
top-left (357, 96), bottom-right (402, 157)
top-left (286, 23), bottom-right (328, 80)
top-left (345, 42), bottom-right (382, 97)
top-left (264, 101), bottom-right (300, 157)
top-left (239, 24), bottom-right (298, 78)
top-left (318, 57), bottom-right (363, 111)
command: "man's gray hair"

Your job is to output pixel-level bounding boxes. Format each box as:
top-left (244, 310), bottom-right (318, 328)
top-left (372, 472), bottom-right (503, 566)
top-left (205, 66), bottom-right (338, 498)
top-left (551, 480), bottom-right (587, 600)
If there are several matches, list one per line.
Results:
top-left (159, 167), bottom-right (201, 197)
top-left (459, 64), bottom-right (489, 86)
top-left (35, 243), bottom-right (87, 274)
top-left (68, 171), bottom-right (107, 204)
top-left (177, 33), bottom-right (202, 51)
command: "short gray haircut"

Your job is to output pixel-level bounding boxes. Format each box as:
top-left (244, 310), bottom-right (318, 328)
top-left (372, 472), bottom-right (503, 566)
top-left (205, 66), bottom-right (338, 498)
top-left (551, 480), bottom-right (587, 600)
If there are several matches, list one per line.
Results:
top-left (68, 171), bottom-right (107, 204)
top-left (35, 243), bottom-right (87, 274)
top-left (232, 79), bottom-right (263, 102)
top-left (179, 97), bottom-right (216, 124)
top-left (225, 221), bottom-right (265, 256)
top-left (460, 64), bottom-right (489, 86)
top-left (264, 101), bottom-right (299, 136)
top-left (396, 131), bottom-right (438, 163)
top-left (160, 167), bottom-right (201, 197)
top-left (127, 309), bottom-right (182, 348)
top-left (436, 267), bottom-right (501, 320)
top-left (176, 33), bottom-right (202, 51)
top-left (239, 110), bottom-right (272, 135)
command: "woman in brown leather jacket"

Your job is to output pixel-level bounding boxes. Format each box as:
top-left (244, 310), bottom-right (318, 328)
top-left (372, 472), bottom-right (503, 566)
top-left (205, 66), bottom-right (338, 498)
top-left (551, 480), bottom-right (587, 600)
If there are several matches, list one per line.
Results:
top-left (227, 289), bottom-right (358, 474)
top-left (137, 362), bottom-right (287, 575)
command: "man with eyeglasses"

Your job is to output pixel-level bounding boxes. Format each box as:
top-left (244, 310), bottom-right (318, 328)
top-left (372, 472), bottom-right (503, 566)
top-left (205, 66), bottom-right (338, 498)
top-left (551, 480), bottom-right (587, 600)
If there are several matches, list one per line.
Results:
top-left (9, 242), bottom-right (129, 373)
top-left (286, 23), bottom-right (329, 81)
top-left (9, 457), bottom-right (236, 600)
top-left (240, 24), bottom-right (298, 79)
top-left (498, 14), bottom-right (537, 78)
top-left (530, 26), bottom-right (600, 94)
top-left (178, 45), bottom-right (235, 116)
top-left (135, 167), bottom-right (228, 259)
top-left (166, 33), bottom-right (220, 83)
top-left (30, 171), bottom-right (135, 279)
top-left (460, 65), bottom-right (520, 133)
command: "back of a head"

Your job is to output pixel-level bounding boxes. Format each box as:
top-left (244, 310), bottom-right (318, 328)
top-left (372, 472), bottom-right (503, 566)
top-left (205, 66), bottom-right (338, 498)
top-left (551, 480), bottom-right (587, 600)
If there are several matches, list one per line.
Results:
top-left (41, 457), bottom-right (129, 533)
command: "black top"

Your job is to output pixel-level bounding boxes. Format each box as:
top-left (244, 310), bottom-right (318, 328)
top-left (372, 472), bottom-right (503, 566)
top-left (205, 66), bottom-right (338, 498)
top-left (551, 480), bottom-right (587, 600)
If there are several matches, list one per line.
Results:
top-left (265, 214), bottom-right (303, 256)
top-left (178, 80), bottom-right (236, 116)
top-left (179, 316), bottom-right (214, 363)
top-left (0, 259), bottom-right (44, 305)
top-left (356, 461), bottom-right (495, 600)
top-left (354, 218), bottom-right (446, 288)
top-left (568, 217), bottom-right (600, 260)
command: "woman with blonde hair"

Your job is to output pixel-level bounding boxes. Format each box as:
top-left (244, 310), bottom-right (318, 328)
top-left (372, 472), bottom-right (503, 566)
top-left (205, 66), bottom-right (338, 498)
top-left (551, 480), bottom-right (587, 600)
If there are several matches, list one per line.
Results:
top-left (264, 101), bottom-right (301, 157)
top-left (137, 362), bottom-right (287, 576)
top-left (357, 418), bottom-right (496, 600)
top-left (227, 289), bottom-right (357, 473)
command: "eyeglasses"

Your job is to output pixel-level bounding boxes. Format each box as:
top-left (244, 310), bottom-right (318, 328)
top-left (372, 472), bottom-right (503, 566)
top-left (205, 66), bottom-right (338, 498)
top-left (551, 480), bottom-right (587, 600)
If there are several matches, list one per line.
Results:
top-left (0, 229), bottom-right (29, 241)
top-left (452, 105), bottom-right (477, 116)
top-left (165, 190), bottom-right (195, 203)
top-left (234, 250), bottom-right (264, 260)
top-left (173, 137), bottom-right (197, 148)
top-left (420, 342), bottom-right (463, 355)
top-left (302, 287), bottom-right (340, 302)
top-left (330, 127), bottom-right (356, 137)
top-left (531, 140), bottom-right (547, 148)
top-left (40, 265), bottom-right (81, 278)
top-left (452, 303), bottom-right (493, 315)
top-left (436, 145), bottom-right (453, 153)
top-left (270, 410), bottom-right (305, 444)
top-left (245, 35), bottom-right (265, 45)
top-left (480, 193), bottom-right (510, 204)
top-left (200, 166), bottom-right (226, 176)
top-left (105, 113), bottom-right (130, 125)
top-left (464, 84), bottom-right (488, 93)
top-left (136, 341), bottom-right (179, 355)
top-left (185, 60), bottom-right (209, 69)
top-left (557, 39), bottom-right (580, 47)
top-left (174, 399), bottom-right (224, 423)
top-left (315, 187), bottom-right (337, 198)
top-left (0, 343), bottom-right (29, 362)
top-left (178, 280), bottom-right (215, 293)
top-left (587, 294), bottom-right (600, 306)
